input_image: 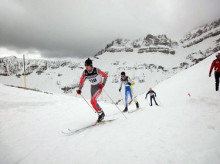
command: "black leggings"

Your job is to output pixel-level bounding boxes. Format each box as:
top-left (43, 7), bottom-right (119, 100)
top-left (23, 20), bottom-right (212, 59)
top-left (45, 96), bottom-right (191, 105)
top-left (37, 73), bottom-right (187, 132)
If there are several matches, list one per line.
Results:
top-left (150, 96), bottom-right (158, 106)
top-left (215, 72), bottom-right (220, 91)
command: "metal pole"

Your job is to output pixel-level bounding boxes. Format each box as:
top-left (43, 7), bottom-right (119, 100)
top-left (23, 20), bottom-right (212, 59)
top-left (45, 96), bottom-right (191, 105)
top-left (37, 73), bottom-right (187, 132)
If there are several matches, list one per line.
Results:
top-left (103, 89), bottom-right (127, 119)
top-left (80, 94), bottom-right (96, 113)
top-left (120, 92), bottom-right (125, 104)
top-left (156, 97), bottom-right (162, 106)
top-left (145, 97), bottom-right (151, 106)
top-left (23, 55), bottom-right (26, 88)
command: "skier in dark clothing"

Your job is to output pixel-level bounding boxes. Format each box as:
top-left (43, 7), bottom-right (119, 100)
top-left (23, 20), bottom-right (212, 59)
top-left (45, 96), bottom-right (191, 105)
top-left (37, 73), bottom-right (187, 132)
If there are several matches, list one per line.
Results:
top-left (76, 58), bottom-right (108, 122)
top-left (209, 52), bottom-right (220, 91)
top-left (145, 88), bottom-right (158, 106)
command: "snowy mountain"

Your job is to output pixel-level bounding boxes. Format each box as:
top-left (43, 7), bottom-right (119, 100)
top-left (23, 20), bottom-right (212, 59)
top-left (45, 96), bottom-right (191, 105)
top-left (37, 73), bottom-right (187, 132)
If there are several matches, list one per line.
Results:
top-left (0, 18), bottom-right (219, 103)
top-left (180, 19), bottom-right (220, 48)
top-left (94, 34), bottom-right (178, 56)
top-left (0, 53), bottom-right (219, 164)
top-left (179, 18), bottom-right (220, 65)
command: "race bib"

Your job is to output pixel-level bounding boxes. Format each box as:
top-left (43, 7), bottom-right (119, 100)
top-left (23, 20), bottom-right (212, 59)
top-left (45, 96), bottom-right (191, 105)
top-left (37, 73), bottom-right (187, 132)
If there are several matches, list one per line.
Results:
top-left (89, 78), bottom-right (97, 83)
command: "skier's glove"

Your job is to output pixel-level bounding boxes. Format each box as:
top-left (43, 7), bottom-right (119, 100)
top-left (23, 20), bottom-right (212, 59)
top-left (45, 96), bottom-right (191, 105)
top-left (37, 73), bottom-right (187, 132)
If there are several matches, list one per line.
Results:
top-left (99, 84), bottom-right (104, 89)
top-left (128, 82), bottom-right (131, 86)
top-left (119, 87), bottom-right (121, 92)
top-left (76, 90), bottom-right (81, 95)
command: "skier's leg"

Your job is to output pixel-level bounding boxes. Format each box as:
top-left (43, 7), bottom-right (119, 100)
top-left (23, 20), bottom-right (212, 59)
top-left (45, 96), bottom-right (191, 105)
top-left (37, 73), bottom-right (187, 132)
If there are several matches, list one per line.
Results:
top-left (91, 85), bottom-right (102, 112)
top-left (90, 85), bottom-right (105, 122)
top-left (125, 88), bottom-right (129, 107)
top-left (215, 72), bottom-right (220, 91)
top-left (130, 86), bottom-right (137, 103)
top-left (130, 86), bottom-right (139, 108)
top-left (150, 96), bottom-right (153, 106)
top-left (123, 87), bottom-right (128, 112)
top-left (153, 96), bottom-right (158, 105)
top-left (128, 87), bottom-right (133, 101)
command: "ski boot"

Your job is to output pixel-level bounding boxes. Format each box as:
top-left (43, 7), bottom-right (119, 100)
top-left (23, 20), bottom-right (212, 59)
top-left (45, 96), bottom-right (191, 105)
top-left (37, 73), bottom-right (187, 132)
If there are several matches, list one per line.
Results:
top-left (97, 110), bottom-right (105, 122)
top-left (136, 102), bottom-right (139, 109)
top-left (123, 107), bottom-right (128, 112)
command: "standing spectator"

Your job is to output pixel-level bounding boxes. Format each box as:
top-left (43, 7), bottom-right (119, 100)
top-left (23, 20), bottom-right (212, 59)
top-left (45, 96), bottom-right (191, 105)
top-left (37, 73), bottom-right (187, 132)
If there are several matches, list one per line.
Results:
top-left (209, 52), bottom-right (220, 91)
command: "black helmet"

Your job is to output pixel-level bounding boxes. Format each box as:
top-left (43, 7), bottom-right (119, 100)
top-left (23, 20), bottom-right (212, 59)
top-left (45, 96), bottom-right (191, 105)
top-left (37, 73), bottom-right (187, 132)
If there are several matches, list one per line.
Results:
top-left (85, 58), bottom-right (92, 66)
top-left (121, 72), bottom-right (125, 76)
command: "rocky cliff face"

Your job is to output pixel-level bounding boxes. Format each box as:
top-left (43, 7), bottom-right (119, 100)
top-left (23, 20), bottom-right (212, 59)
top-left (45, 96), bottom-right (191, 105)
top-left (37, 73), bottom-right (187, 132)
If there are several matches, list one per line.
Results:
top-left (177, 19), bottom-right (220, 67)
top-left (180, 19), bottom-right (220, 48)
top-left (0, 56), bottom-right (81, 76)
top-left (95, 19), bottom-right (220, 62)
top-left (95, 34), bottom-right (178, 57)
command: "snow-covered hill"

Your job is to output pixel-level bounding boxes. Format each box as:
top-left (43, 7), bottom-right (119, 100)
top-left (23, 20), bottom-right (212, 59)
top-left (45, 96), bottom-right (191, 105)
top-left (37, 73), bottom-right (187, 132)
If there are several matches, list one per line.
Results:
top-left (0, 53), bottom-right (219, 164)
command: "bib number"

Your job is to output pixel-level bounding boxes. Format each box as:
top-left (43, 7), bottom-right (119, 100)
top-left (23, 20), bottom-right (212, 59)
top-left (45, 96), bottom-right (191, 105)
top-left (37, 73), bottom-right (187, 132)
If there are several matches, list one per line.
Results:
top-left (89, 78), bottom-right (97, 83)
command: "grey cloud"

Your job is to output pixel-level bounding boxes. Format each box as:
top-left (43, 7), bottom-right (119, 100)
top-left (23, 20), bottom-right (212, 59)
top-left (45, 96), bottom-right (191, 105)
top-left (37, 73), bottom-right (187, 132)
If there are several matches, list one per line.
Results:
top-left (0, 0), bottom-right (219, 58)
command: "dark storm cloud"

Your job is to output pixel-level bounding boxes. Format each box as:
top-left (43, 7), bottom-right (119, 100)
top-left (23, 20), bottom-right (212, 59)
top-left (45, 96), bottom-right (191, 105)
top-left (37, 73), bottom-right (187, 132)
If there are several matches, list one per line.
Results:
top-left (0, 0), bottom-right (219, 58)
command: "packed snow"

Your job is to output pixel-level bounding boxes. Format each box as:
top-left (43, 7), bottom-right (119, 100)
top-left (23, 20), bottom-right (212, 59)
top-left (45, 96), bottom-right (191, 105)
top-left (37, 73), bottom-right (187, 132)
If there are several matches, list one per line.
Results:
top-left (0, 53), bottom-right (219, 164)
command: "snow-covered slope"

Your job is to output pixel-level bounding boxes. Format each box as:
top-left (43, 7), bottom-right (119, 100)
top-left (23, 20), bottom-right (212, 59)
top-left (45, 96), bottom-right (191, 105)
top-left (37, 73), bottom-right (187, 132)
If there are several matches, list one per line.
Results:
top-left (0, 54), bottom-right (219, 164)
top-left (180, 19), bottom-right (220, 48)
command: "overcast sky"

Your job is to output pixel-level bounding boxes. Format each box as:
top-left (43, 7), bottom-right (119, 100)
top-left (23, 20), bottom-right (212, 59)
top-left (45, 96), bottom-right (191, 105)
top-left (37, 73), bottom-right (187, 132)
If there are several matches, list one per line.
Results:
top-left (0, 0), bottom-right (219, 58)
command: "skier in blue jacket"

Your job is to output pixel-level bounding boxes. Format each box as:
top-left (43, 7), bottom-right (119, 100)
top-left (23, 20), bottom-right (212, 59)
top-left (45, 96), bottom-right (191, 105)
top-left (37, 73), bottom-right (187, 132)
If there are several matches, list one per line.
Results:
top-left (119, 72), bottom-right (139, 112)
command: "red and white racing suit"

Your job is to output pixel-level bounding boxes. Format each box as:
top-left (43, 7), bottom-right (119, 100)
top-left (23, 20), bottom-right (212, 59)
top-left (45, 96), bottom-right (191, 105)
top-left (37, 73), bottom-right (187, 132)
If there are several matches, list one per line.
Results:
top-left (79, 67), bottom-right (107, 112)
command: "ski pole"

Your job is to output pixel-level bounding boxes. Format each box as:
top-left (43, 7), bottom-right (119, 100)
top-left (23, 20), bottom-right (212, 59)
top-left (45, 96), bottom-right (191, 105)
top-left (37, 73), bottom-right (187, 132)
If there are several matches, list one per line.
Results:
top-left (120, 92), bottom-right (125, 104)
top-left (80, 94), bottom-right (96, 113)
top-left (156, 97), bottom-right (162, 106)
top-left (103, 89), bottom-right (127, 119)
top-left (145, 97), bottom-right (151, 106)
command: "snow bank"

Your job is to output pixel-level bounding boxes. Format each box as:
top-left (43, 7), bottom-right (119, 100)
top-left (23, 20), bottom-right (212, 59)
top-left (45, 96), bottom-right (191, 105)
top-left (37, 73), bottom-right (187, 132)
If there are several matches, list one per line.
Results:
top-left (0, 54), bottom-right (219, 164)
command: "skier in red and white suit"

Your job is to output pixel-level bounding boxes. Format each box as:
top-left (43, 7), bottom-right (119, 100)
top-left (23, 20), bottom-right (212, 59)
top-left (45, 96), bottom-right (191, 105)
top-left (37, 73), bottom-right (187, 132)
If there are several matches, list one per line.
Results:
top-left (76, 58), bottom-right (107, 122)
top-left (209, 52), bottom-right (220, 91)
